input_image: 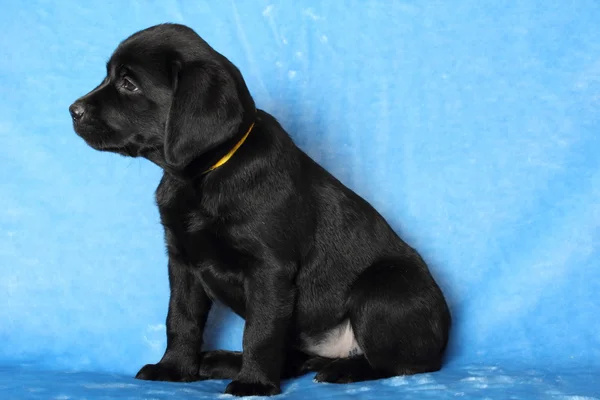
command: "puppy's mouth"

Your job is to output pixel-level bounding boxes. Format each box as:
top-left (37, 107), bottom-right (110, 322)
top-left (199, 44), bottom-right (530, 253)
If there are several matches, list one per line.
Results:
top-left (72, 120), bottom-right (134, 156)
top-left (72, 120), bottom-right (103, 146)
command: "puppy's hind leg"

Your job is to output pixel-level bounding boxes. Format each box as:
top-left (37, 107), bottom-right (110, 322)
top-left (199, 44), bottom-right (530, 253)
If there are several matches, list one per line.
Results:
top-left (315, 260), bottom-right (450, 384)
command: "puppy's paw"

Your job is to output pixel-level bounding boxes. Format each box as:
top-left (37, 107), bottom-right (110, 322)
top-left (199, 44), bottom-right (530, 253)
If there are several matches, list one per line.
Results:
top-left (198, 350), bottom-right (242, 380)
top-left (299, 356), bottom-right (332, 374)
top-left (224, 380), bottom-right (281, 397)
top-left (135, 362), bottom-right (201, 382)
top-left (314, 362), bottom-right (355, 384)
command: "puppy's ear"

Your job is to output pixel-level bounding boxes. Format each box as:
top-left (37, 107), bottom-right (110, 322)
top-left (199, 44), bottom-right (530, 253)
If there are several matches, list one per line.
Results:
top-left (164, 61), bottom-right (245, 170)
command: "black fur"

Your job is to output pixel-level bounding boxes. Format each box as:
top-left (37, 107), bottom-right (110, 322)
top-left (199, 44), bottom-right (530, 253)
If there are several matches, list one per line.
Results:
top-left (69, 24), bottom-right (451, 397)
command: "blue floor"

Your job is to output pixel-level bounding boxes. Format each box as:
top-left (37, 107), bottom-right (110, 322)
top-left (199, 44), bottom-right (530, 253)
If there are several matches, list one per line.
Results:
top-left (3, 363), bottom-right (598, 400)
top-left (1, 1), bottom-right (600, 399)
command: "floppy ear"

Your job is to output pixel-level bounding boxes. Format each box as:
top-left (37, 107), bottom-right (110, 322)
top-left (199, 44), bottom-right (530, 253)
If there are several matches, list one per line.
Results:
top-left (164, 61), bottom-right (245, 170)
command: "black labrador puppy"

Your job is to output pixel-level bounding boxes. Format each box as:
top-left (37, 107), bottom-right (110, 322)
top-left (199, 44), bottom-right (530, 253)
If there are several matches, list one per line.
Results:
top-left (69, 24), bottom-right (451, 397)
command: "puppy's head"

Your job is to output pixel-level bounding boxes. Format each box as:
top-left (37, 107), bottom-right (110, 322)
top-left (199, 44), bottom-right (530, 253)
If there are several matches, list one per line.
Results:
top-left (69, 23), bottom-right (255, 170)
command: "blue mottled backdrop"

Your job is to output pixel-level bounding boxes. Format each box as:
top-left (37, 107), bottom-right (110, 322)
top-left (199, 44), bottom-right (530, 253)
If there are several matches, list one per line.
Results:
top-left (1, 1), bottom-right (599, 399)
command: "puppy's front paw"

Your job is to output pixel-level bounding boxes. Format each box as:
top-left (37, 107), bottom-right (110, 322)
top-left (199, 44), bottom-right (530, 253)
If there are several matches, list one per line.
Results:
top-left (135, 362), bottom-right (200, 382)
top-left (224, 380), bottom-right (280, 397)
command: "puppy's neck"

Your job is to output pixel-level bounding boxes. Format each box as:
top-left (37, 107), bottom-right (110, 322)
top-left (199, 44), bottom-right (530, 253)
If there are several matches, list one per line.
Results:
top-left (144, 118), bottom-right (257, 182)
top-left (203, 121), bottom-right (255, 174)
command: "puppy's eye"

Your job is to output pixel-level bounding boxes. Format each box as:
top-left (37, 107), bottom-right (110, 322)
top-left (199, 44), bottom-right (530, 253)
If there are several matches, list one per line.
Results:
top-left (121, 77), bottom-right (138, 92)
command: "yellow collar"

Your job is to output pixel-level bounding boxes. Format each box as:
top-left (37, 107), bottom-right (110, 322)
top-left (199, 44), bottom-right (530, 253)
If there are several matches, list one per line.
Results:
top-left (205, 122), bottom-right (255, 173)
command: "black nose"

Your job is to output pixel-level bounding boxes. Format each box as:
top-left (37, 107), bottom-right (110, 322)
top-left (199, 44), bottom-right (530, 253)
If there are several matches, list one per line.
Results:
top-left (69, 102), bottom-right (86, 121)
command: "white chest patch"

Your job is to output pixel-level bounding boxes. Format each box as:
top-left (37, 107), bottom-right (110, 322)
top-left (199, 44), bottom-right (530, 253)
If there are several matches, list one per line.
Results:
top-left (303, 320), bottom-right (363, 359)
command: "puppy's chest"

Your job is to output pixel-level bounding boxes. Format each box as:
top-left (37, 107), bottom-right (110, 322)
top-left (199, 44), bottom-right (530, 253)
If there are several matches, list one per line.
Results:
top-left (157, 184), bottom-right (226, 262)
top-left (163, 206), bottom-right (237, 265)
top-left (157, 182), bottom-right (253, 314)
top-left (163, 208), bottom-right (248, 315)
